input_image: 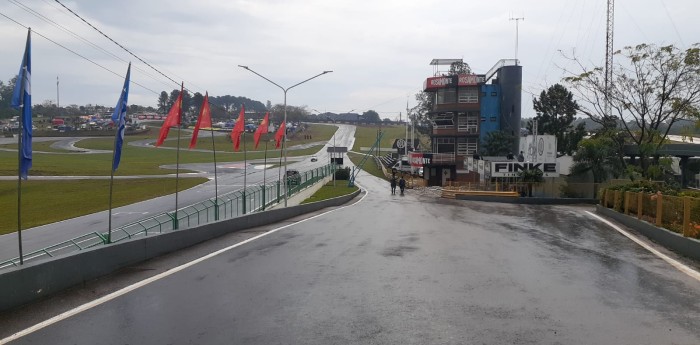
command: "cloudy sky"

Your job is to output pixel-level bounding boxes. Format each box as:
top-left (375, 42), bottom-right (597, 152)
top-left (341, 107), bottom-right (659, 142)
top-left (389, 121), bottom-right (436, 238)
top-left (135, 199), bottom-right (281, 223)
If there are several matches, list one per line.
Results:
top-left (1, 0), bottom-right (697, 120)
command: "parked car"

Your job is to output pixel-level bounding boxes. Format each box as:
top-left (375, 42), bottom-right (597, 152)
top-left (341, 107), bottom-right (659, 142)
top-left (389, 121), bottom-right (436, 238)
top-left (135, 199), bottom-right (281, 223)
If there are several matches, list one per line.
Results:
top-left (286, 169), bottom-right (301, 185)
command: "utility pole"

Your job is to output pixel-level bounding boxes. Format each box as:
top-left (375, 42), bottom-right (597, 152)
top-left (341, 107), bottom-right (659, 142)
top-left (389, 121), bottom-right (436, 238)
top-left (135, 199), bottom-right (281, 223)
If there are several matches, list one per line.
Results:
top-left (604, 0), bottom-right (615, 120)
top-left (510, 15), bottom-right (525, 64)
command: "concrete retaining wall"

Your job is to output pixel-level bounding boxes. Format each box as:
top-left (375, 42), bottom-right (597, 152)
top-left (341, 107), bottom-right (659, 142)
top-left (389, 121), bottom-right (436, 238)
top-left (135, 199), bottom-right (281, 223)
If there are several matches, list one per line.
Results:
top-left (596, 205), bottom-right (700, 262)
top-left (0, 190), bottom-right (360, 313)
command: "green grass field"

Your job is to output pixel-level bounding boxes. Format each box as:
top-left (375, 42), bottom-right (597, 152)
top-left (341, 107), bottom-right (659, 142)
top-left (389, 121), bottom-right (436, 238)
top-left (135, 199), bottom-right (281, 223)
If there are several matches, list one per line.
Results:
top-left (348, 152), bottom-right (387, 181)
top-left (0, 124), bottom-right (336, 176)
top-left (351, 124), bottom-right (428, 154)
top-left (0, 177), bottom-right (208, 235)
top-left (300, 182), bottom-right (359, 204)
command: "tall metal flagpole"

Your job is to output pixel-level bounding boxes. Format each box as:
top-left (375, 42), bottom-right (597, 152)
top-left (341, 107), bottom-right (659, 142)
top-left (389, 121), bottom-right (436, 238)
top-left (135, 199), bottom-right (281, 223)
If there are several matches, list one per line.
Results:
top-left (107, 63), bottom-right (130, 244)
top-left (210, 126), bottom-right (219, 220)
top-left (15, 31), bottom-right (30, 265)
top-left (174, 83), bottom-right (183, 229)
top-left (243, 131), bottom-right (247, 214)
top-left (263, 132), bottom-right (269, 210)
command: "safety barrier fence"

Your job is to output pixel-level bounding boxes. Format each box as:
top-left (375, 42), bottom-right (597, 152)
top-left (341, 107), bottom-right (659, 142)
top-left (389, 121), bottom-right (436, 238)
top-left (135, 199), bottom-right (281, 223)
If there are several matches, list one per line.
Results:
top-left (600, 188), bottom-right (700, 239)
top-left (0, 165), bottom-right (334, 270)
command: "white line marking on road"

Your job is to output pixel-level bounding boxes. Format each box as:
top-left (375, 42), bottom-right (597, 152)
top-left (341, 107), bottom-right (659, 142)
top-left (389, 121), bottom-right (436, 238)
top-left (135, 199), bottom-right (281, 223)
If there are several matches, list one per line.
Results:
top-left (585, 211), bottom-right (700, 282)
top-left (1, 188), bottom-right (367, 344)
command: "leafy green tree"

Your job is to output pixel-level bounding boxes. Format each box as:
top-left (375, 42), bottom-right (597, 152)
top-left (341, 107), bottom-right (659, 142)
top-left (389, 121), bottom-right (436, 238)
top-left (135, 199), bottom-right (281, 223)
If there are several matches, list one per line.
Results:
top-left (570, 136), bottom-right (625, 184)
top-left (449, 61), bottom-right (472, 75)
top-left (481, 130), bottom-right (515, 156)
top-left (518, 168), bottom-right (544, 197)
top-left (529, 84), bottom-right (585, 155)
top-left (362, 110), bottom-right (380, 122)
top-left (157, 91), bottom-right (168, 114)
top-left (0, 77), bottom-right (20, 119)
top-left (192, 92), bottom-right (204, 115)
top-left (564, 43), bottom-right (700, 177)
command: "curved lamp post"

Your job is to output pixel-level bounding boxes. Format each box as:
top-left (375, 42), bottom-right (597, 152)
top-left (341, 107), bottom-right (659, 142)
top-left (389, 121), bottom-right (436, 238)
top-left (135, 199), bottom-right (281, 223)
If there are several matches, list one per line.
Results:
top-left (238, 66), bottom-right (332, 207)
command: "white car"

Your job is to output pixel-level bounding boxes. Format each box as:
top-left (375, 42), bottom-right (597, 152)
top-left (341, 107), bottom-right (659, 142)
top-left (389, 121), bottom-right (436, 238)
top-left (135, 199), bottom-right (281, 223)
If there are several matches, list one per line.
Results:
top-left (310, 156), bottom-right (318, 162)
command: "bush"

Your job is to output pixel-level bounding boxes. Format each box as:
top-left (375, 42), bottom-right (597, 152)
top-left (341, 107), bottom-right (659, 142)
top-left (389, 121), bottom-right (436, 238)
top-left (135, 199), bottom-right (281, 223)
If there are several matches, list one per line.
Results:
top-left (606, 180), bottom-right (679, 196)
top-left (334, 167), bottom-right (351, 180)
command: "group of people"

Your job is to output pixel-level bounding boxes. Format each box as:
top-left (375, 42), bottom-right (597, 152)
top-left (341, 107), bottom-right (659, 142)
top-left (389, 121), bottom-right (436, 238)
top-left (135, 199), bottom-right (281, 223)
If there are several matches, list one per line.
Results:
top-left (390, 176), bottom-right (406, 195)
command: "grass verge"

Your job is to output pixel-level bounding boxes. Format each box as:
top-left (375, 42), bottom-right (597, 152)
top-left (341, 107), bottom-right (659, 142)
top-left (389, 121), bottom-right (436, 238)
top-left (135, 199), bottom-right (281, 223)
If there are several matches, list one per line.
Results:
top-left (348, 152), bottom-right (387, 180)
top-left (0, 177), bottom-right (208, 235)
top-left (300, 182), bottom-right (359, 204)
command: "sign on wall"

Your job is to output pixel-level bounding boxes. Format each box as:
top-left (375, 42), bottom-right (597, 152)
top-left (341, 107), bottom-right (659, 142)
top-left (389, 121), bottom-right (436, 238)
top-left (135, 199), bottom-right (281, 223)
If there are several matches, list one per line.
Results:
top-left (490, 162), bottom-right (559, 177)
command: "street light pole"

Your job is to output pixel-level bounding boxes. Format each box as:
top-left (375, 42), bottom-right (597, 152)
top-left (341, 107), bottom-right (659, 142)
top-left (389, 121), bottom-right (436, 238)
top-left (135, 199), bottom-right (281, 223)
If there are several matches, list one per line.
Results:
top-left (238, 66), bottom-right (332, 207)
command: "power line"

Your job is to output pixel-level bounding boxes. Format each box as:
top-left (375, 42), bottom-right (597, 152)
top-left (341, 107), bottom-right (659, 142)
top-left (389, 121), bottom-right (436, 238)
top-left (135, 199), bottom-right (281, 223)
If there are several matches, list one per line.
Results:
top-left (8, 0), bottom-right (173, 91)
top-left (53, 0), bottom-right (181, 88)
top-left (0, 10), bottom-right (160, 96)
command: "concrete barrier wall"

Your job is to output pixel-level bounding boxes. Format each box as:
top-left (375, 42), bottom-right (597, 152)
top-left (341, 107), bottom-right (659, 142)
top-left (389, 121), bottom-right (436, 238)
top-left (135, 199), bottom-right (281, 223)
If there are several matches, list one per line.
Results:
top-left (0, 190), bottom-right (360, 313)
top-left (596, 205), bottom-right (700, 262)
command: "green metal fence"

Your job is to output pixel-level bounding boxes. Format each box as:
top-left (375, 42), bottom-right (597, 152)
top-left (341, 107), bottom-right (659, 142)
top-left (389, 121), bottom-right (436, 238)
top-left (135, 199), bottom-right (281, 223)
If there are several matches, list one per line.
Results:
top-left (0, 165), bottom-right (333, 270)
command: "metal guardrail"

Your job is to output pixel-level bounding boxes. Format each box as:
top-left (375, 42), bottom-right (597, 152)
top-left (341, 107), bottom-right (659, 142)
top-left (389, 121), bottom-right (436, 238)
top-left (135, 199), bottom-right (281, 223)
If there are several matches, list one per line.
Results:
top-left (0, 164), bottom-right (333, 270)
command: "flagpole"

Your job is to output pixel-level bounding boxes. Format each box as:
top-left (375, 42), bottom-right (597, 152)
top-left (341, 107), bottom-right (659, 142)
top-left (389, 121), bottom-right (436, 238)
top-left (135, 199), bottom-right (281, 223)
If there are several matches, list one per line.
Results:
top-left (108, 140), bottom-right (117, 243)
top-left (16, 98), bottom-right (23, 264)
top-left (243, 131), bottom-right (247, 214)
top-left (174, 83), bottom-right (183, 229)
top-left (15, 28), bottom-right (32, 265)
top-left (210, 126), bottom-right (219, 220)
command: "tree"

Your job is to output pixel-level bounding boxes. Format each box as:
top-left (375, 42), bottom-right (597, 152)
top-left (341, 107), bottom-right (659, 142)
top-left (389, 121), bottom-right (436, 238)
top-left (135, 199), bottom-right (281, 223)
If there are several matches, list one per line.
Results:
top-left (192, 92), bottom-right (204, 115)
top-left (157, 91), bottom-right (168, 114)
top-left (529, 84), bottom-right (586, 155)
top-left (564, 43), bottom-right (700, 177)
top-left (570, 136), bottom-right (625, 184)
top-left (481, 130), bottom-right (515, 156)
top-left (362, 110), bottom-right (380, 122)
top-left (269, 104), bottom-right (306, 123)
top-left (449, 61), bottom-right (472, 75)
top-left (0, 77), bottom-right (20, 119)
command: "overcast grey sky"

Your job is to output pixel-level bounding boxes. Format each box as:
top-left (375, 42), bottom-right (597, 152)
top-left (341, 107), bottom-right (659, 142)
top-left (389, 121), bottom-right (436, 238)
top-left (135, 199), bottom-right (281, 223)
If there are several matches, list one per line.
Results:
top-left (1, 0), bottom-right (697, 120)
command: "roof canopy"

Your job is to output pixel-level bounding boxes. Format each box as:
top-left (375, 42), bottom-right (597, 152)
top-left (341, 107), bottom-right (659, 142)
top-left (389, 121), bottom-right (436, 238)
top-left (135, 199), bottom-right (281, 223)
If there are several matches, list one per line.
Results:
top-left (429, 58), bottom-right (463, 66)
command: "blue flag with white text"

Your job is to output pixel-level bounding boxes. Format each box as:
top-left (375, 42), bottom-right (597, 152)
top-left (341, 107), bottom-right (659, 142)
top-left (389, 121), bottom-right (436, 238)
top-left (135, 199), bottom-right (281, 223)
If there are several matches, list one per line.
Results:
top-left (11, 29), bottom-right (32, 179)
top-left (111, 63), bottom-right (131, 171)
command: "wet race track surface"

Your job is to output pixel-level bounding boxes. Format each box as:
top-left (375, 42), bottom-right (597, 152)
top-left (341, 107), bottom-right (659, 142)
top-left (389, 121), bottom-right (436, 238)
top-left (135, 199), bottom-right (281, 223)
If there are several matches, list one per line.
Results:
top-left (2, 173), bottom-right (700, 344)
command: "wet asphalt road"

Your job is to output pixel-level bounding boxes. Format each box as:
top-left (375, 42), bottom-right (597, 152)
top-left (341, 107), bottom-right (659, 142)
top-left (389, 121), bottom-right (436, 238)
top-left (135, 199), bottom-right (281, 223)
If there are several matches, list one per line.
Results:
top-left (4, 172), bottom-right (700, 344)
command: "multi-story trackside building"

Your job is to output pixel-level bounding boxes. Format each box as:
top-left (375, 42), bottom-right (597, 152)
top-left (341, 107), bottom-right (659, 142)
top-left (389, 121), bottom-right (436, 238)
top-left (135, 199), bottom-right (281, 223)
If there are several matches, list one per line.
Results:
top-left (416, 58), bottom-right (522, 186)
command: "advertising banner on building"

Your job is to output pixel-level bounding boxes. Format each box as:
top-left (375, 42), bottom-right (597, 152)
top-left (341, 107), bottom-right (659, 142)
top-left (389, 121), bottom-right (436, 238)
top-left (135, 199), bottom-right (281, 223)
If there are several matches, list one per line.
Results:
top-left (409, 152), bottom-right (432, 167)
top-left (457, 74), bottom-right (486, 86)
top-left (519, 134), bottom-right (557, 163)
top-left (490, 161), bottom-right (559, 177)
top-left (465, 157), bottom-right (474, 172)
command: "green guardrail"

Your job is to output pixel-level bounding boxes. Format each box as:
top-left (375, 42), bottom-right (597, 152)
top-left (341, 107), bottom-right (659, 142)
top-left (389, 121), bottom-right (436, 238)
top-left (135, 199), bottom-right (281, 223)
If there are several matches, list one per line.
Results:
top-left (0, 165), bottom-right (333, 270)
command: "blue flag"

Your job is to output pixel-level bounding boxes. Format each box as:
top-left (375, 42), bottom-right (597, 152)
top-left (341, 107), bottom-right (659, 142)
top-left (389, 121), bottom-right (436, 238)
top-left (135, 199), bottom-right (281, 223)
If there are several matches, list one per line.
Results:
top-left (111, 63), bottom-right (131, 171)
top-left (11, 29), bottom-right (32, 179)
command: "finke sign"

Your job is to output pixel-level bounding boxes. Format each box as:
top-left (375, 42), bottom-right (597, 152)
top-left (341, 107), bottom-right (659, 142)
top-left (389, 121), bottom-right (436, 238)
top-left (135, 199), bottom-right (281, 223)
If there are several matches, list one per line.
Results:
top-left (490, 162), bottom-right (559, 177)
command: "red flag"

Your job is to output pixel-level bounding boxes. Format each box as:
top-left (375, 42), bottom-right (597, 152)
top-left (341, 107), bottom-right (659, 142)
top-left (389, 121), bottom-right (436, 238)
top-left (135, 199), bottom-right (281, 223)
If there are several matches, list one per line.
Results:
top-left (156, 85), bottom-right (183, 147)
top-left (189, 92), bottom-right (211, 149)
top-left (253, 112), bottom-right (269, 149)
top-left (275, 121), bottom-right (286, 149)
top-left (230, 105), bottom-right (245, 151)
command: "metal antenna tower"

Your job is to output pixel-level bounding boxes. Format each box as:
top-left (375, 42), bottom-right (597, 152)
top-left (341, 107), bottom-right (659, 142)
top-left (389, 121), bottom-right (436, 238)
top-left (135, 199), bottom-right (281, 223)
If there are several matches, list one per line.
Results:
top-left (510, 15), bottom-right (525, 64)
top-left (604, 0), bottom-right (615, 119)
